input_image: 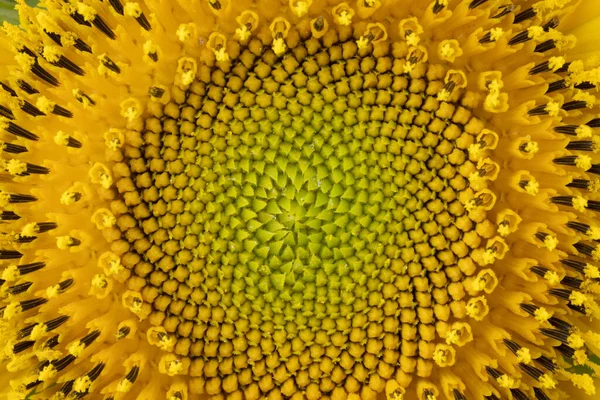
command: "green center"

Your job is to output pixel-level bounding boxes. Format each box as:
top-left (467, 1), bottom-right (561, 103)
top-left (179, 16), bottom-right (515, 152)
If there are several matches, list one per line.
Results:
top-left (121, 37), bottom-right (481, 394)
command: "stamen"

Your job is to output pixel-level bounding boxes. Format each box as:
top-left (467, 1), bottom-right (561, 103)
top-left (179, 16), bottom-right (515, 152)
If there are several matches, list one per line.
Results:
top-left (109, 0), bottom-right (124, 15)
top-left (492, 4), bottom-right (515, 18)
top-left (469, 0), bottom-right (488, 9)
top-left (514, 7), bottom-right (536, 24)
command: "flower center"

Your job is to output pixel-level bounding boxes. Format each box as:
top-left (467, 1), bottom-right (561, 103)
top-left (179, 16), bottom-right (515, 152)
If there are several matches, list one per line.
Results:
top-left (115, 32), bottom-right (495, 396)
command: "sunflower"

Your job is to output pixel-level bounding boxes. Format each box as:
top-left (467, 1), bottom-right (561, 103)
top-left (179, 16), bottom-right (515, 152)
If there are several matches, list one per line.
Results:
top-left (1, 0), bottom-right (600, 398)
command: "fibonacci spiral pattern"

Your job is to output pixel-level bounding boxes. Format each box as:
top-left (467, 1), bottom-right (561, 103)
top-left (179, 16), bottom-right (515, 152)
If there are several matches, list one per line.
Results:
top-left (2, 0), bottom-right (600, 399)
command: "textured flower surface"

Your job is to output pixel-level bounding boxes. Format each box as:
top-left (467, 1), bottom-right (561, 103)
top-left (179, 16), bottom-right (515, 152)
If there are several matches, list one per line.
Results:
top-left (2, 0), bottom-right (600, 399)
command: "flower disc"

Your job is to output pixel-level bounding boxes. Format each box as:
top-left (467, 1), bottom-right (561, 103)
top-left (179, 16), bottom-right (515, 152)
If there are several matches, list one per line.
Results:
top-left (2, 0), bottom-right (600, 400)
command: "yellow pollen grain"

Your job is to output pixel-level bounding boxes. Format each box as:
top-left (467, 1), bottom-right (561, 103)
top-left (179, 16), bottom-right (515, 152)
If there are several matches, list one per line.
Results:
top-left (539, 374), bottom-right (557, 389)
top-left (359, 36), bottom-right (374, 52)
top-left (437, 90), bottom-right (451, 102)
top-left (576, 155), bottom-right (593, 170)
top-left (272, 38), bottom-right (287, 56)
top-left (2, 302), bottom-right (20, 320)
top-left (143, 40), bottom-right (158, 57)
top-left (92, 274), bottom-right (108, 289)
top-left (405, 32), bottom-right (419, 47)
top-left (292, 1), bottom-right (309, 17)
top-left (574, 349), bottom-right (589, 365)
top-left (544, 270), bottom-right (560, 285)
top-left (124, 2), bottom-right (142, 17)
top-left (20, 223), bottom-right (37, 237)
top-left (120, 98), bottom-right (141, 122)
top-left (593, 247), bottom-right (600, 261)
top-left (568, 334), bottom-right (585, 349)
top-left (585, 264), bottom-right (600, 279)
top-left (549, 56), bottom-right (566, 71)
top-left (335, 10), bottom-right (352, 26)
top-left (576, 125), bottom-right (593, 138)
top-left (6, 159), bottom-right (27, 175)
top-left (1, 264), bottom-right (19, 281)
top-left (61, 32), bottom-right (76, 48)
top-left (76, 3), bottom-right (96, 21)
top-left (72, 376), bottom-right (92, 393)
top-left (0, 192), bottom-right (10, 207)
top-left (38, 365), bottom-right (57, 382)
top-left (177, 58), bottom-right (198, 84)
top-left (14, 53), bottom-right (34, 71)
top-left (69, 341), bottom-right (86, 357)
top-left (36, 96), bottom-right (55, 114)
top-left (438, 40), bottom-right (462, 63)
top-left (570, 291), bottom-right (587, 306)
top-left (56, 236), bottom-right (73, 249)
top-left (46, 285), bottom-right (60, 298)
top-left (523, 141), bottom-right (539, 155)
top-left (545, 101), bottom-right (561, 117)
top-left (31, 324), bottom-right (45, 340)
top-left (525, 179), bottom-right (539, 195)
top-left (108, 259), bottom-right (123, 275)
top-left (570, 373), bottom-right (596, 395)
top-left (235, 26), bottom-right (251, 42)
top-left (543, 235), bottom-right (558, 251)
top-left (497, 375), bottom-right (515, 388)
top-left (573, 91), bottom-right (597, 107)
top-left (60, 191), bottom-right (77, 205)
top-left (117, 379), bottom-right (133, 393)
top-left (42, 46), bottom-right (61, 63)
top-left (573, 197), bottom-right (588, 212)
top-left (53, 131), bottom-right (70, 146)
top-left (176, 23), bottom-right (193, 42)
top-left (534, 307), bottom-right (552, 323)
top-left (167, 360), bottom-right (183, 376)
top-left (490, 27), bottom-right (504, 41)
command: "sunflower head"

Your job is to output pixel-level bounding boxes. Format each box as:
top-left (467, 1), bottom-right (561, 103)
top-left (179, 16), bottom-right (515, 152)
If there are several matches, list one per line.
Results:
top-left (2, 0), bottom-right (600, 399)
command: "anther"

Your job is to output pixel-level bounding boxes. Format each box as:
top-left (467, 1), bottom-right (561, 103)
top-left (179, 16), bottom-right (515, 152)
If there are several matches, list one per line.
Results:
top-left (73, 89), bottom-right (96, 107)
top-left (514, 7), bottom-right (536, 24)
top-left (98, 55), bottom-right (121, 74)
top-left (124, 3), bottom-right (151, 30)
top-left (469, 0), bottom-right (488, 8)
top-left (125, 365), bottom-right (140, 383)
top-left (534, 40), bottom-right (556, 53)
top-left (45, 315), bottom-right (70, 332)
top-left (0, 106), bottom-right (15, 122)
top-left (492, 4), bottom-right (515, 18)
top-left (20, 297), bottom-right (48, 312)
top-left (534, 388), bottom-right (551, 400)
top-left (0, 250), bottom-right (23, 259)
top-left (313, 16), bottom-right (325, 32)
top-left (1, 120), bottom-right (39, 141)
top-left (208, 0), bottom-right (222, 10)
top-left (16, 80), bottom-right (38, 94)
top-left (149, 86), bottom-right (165, 98)
top-left (509, 30), bottom-right (531, 46)
top-left (108, 0), bottom-right (124, 14)
top-left (0, 211), bottom-right (19, 221)
top-left (7, 282), bottom-right (33, 295)
top-left (0, 81), bottom-right (17, 96)
top-left (433, 0), bottom-right (447, 14)
top-left (116, 326), bottom-right (131, 340)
